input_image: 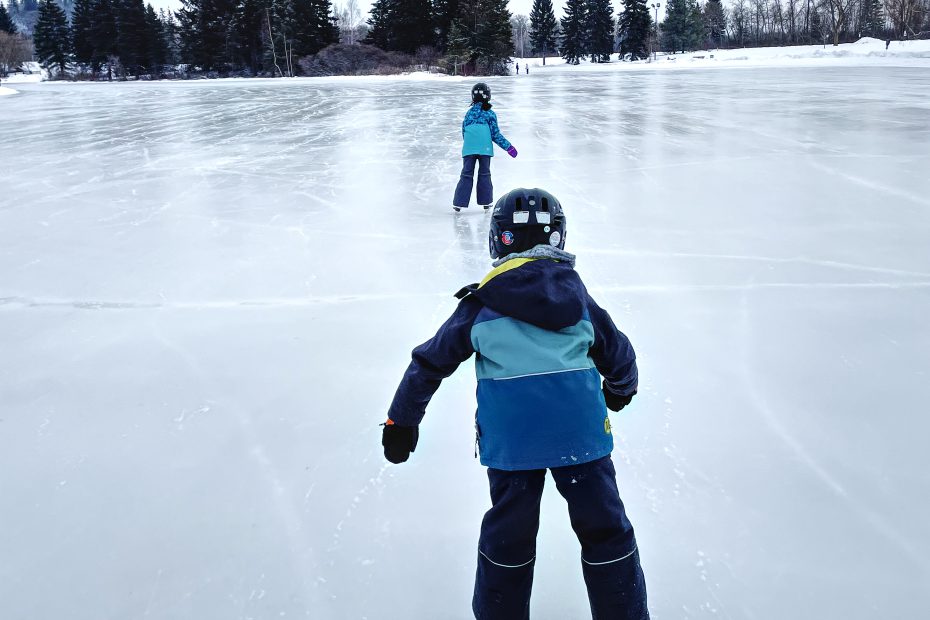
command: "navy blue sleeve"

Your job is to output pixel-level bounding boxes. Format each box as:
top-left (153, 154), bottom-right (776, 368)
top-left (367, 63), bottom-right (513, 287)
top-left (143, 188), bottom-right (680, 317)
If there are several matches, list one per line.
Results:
top-left (586, 294), bottom-right (638, 397)
top-left (386, 297), bottom-right (482, 426)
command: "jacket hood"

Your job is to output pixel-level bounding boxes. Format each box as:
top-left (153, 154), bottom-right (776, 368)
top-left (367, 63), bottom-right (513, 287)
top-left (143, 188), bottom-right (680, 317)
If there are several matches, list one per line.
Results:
top-left (471, 258), bottom-right (586, 331)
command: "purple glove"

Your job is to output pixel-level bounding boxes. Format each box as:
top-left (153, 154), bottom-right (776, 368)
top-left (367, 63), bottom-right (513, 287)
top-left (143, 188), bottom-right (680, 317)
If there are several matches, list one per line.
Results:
top-left (507, 146), bottom-right (518, 158)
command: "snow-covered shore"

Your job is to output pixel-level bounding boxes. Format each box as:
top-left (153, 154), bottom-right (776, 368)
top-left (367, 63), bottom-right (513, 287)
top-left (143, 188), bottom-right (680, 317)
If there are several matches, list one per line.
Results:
top-left (0, 85), bottom-right (20, 96)
top-left (515, 37), bottom-right (930, 73)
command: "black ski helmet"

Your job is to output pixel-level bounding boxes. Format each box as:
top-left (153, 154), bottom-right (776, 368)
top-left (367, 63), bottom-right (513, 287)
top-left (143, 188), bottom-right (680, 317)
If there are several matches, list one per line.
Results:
top-left (488, 188), bottom-right (567, 259)
top-left (471, 82), bottom-right (491, 104)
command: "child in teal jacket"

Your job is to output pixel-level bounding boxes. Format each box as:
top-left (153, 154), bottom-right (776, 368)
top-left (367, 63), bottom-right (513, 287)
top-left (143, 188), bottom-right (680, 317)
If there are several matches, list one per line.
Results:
top-left (453, 83), bottom-right (518, 211)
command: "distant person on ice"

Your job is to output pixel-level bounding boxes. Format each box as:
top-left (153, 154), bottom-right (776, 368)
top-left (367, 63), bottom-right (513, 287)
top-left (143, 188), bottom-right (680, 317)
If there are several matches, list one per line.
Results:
top-left (452, 83), bottom-right (518, 212)
top-left (382, 188), bottom-right (649, 619)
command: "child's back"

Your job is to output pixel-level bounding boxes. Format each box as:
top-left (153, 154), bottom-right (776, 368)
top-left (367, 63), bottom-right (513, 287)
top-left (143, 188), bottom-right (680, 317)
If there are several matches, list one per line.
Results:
top-left (383, 188), bottom-right (648, 619)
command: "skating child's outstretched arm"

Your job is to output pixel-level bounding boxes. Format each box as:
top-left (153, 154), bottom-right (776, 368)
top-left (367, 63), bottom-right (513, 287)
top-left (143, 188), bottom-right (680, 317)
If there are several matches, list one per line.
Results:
top-left (383, 297), bottom-right (482, 463)
top-left (586, 294), bottom-right (639, 412)
top-left (487, 111), bottom-right (517, 157)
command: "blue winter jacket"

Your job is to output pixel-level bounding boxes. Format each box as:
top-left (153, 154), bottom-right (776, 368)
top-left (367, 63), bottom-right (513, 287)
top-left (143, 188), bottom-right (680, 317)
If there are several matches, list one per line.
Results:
top-left (462, 103), bottom-right (512, 157)
top-left (387, 257), bottom-right (638, 471)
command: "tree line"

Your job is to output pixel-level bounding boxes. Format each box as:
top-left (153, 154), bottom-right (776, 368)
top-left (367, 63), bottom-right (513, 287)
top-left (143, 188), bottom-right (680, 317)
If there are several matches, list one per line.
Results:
top-left (541, 0), bottom-right (926, 62)
top-left (1, 0), bottom-right (928, 80)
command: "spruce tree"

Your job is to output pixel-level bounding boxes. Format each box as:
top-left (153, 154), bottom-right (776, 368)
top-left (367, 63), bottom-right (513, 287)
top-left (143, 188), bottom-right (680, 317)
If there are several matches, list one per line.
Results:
top-left (176, 0), bottom-right (238, 71)
top-left (91, 0), bottom-right (118, 75)
top-left (529, 0), bottom-right (557, 63)
top-left (144, 3), bottom-right (166, 70)
top-left (478, 0), bottom-right (512, 72)
top-left (586, 0), bottom-right (614, 62)
top-left (444, 17), bottom-right (469, 73)
top-left (455, 0), bottom-right (511, 74)
top-left (661, 0), bottom-right (700, 52)
top-left (159, 8), bottom-right (179, 65)
top-left (279, 0), bottom-right (339, 59)
top-left (617, 0), bottom-right (650, 60)
top-left (118, 0), bottom-right (149, 74)
top-left (33, 0), bottom-right (72, 76)
top-left (389, 0), bottom-right (432, 54)
top-left (235, 0), bottom-right (266, 74)
top-left (560, 0), bottom-right (586, 64)
top-left (71, 0), bottom-right (94, 66)
top-left (365, 0), bottom-right (393, 49)
top-left (0, 3), bottom-right (17, 34)
top-left (434, 0), bottom-right (459, 50)
top-left (702, 0), bottom-right (724, 47)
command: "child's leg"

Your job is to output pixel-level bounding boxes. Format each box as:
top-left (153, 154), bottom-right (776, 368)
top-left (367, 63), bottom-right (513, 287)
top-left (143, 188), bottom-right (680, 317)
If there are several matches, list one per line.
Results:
top-left (472, 467), bottom-right (546, 620)
top-left (550, 456), bottom-right (648, 620)
top-left (476, 156), bottom-right (494, 206)
top-left (454, 156), bottom-right (478, 208)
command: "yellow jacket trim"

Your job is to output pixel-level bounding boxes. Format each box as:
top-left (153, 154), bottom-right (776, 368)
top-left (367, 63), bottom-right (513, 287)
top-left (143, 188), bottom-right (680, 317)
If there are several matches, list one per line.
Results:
top-left (478, 258), bottom-right (537, 288)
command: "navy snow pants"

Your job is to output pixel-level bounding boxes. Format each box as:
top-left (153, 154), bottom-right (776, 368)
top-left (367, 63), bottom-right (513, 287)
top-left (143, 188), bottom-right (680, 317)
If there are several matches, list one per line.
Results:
top-left (472, 456), bottom-right (648, 620)
top-left (453, 155), bottom-right (493, 208)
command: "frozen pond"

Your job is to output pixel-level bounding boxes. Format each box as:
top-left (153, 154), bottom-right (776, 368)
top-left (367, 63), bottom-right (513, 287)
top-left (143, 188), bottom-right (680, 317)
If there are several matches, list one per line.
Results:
top-left (2, 67), bottom-right (930, 619)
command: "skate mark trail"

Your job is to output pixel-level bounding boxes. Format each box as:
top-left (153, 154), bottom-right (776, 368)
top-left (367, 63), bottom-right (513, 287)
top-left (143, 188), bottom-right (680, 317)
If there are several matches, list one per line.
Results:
top-left (583, 249), bottom-right (930, 279)
top-left (736, 289), bottom-right (930, 572)
top-left (808, 159), bottom-right (930, 208)
top-left (152, 329), bottom-right (319, 587)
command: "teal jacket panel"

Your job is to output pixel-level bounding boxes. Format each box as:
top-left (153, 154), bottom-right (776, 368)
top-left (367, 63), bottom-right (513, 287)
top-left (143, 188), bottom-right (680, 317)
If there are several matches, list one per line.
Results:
top-left (462, 103), bottom-right (512, 157)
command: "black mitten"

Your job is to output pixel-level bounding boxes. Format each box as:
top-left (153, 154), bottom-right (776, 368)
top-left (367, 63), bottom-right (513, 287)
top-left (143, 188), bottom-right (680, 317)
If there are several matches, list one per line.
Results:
top-left (382, 423), bottom-right (419, 464)
top-left (603, 382), bottom-right (636, 412)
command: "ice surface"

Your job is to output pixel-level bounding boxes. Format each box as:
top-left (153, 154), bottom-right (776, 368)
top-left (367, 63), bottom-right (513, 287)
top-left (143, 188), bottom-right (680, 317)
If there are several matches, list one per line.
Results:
top-left (2, 67), bottom-right (930, 619)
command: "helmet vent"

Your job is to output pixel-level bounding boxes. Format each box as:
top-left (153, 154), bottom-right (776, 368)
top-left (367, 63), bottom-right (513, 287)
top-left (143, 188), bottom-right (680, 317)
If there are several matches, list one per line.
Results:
top-left (541, 197), bottom-right (549, 211)
top-left (515, 197), bottom-right (522, 210)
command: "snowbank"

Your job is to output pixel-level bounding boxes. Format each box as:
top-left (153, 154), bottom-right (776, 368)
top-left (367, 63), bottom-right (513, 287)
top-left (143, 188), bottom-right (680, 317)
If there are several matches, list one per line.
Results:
top-left (0, 86), bottom-right (20, 96)
top-left (2, 72), bottom-right (44, 84)
top-left (512, 38), bottom-right (930, 73)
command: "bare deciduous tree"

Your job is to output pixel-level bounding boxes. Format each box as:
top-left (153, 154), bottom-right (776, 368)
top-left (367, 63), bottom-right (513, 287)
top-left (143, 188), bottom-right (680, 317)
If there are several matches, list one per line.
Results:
top-left (335, 0), bottom-right (366, 45)
top-left (511, 14), bottom-right (530, 58)
top-left (821, 0), bottom-right (856, 44)
top-left (883, 0), bottom-right (924, 36)
top-left (0, 32), bottom-right (32, 77)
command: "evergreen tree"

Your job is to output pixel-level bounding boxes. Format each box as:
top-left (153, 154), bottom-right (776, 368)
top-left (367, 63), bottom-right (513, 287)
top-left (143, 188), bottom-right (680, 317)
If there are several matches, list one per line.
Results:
top-left (661, 0), bottom-right (700, 52)
top-left (91, 0), bottom-right (118, 74)
top-left (459, 0), bottom-right (512, 74)
top-left (443, 16), bottom-right (469, 72)
top-left (278, 0), bottom-right (339, 59)
top-left (702, 0), bottom-right (724, 47)
top-left (144, 3), bottom-right (167, 70)
top-left (389, 0), bottom-right (432, 53)
top-left (365, 0), bottom-right (392, 49)
top-left (159, 8), bottom-right (179, 65)
top-left (118, 0), bottom-right (149, 74)
top-left (234, 0), bottom-right (265, 74)
top-left (176, 0), bottom-right (239, 71)
top-left (433, 0), bottom-right (459, 50)
top-left (529, 0), bottom-right (557, 63)
top-left (560, 0), bottom-right (586, 63)
top-left (586, 0), bottom-right (614, 62)
top-left (0, 3), bottom-right (17, 34)
top-left (71, 0), bottom-right (94, 65)
top-left (617, 0), bottom-right (651, 60)
top-left (449, 0), bottom-right (506, 73)
top-left (33, 0), bottom-right (71, 76)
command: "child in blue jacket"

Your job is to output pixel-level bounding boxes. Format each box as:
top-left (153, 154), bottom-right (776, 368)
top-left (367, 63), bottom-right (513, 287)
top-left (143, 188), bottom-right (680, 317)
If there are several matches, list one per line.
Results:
top-left (383, 188), bottom-right (649, 619)
top-left (453, 83), bottom-right (518, 212)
